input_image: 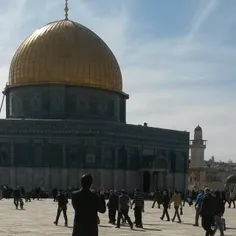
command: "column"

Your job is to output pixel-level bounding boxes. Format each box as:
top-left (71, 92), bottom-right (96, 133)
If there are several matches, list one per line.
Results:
top-left (10, 142), bottom-right (15, 187)
top-left (61, 142), bottom-right (67, 189)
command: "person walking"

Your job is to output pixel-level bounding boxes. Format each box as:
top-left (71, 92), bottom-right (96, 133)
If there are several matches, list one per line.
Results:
top-left (200, 187), bottom-right (215, 236)
top-left (152, 190), bottom-right (162, 208)
top-left (71, 174), bottom-right (106, 236)
top-left (54, 190), bottom-right (68, 227)
top-left (170, 190), bottom-right (182, 223)
top-left (193, 190), bottom-right (204, 226)
top-left (116, 189), bottom-right (133, 229)
top-left (107, 190), bottom-right (119, 224)
top-left (160, 190), bottom-right (170, 221)
top-left (13, 186), bottom-right (23, 210)
top-left (131, 188), bottom-right (144, 228)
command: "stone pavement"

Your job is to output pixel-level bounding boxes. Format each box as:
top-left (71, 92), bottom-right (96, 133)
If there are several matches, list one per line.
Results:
top-left (0, 199), bottom-right (235, 235)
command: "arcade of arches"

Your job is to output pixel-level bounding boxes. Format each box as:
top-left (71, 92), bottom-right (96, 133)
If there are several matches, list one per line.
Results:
top-left (142, 158), bottom-right (168, 192)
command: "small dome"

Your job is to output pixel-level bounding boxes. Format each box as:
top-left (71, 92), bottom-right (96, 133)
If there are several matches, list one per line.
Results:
top-left (195, 125), bottom-right (202, 132)
top-left (8, 19), bottom-right (122, 92)
top-left (226, 175), bottom-right (236, 184)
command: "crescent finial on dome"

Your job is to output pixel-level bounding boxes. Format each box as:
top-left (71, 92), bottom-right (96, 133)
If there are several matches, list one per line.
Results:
top-left (64, 0), bottom-right (69, 20)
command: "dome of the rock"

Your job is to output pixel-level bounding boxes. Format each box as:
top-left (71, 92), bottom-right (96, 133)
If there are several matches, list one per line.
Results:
top-left (8, 19), bottom-right (122, 93)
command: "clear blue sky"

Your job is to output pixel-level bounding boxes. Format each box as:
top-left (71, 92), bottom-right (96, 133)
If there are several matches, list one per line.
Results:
top-left (0, 0), bottom-right (236, 161)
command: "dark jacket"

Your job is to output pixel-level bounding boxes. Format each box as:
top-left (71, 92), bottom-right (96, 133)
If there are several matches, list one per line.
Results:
top-left (154, 191), bottom-right (162, 201)
top-left (13, 189), bottom-right (21, 198)
top-left (214, 195), bottom-right (225, 216)
top-left (72, 189), bottom-right (106, 236)
top-left (57, 193), bottom-right (68, 208)
top-left (119, 194), bottom-right (130, 211)
top-left (108, 193), bottom-right (119, 210)
top-left (162, 195), bottom-right (170, 208)
top-left (200, 193), bottom-right (215, 218)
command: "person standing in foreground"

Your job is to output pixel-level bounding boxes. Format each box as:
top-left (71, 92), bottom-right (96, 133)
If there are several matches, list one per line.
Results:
top-left (200, 187), bottom-right (215, 236)
top-left (54, 190), bottom-right (68, 227)
top-left (72, 174), bottom-right (106, 236)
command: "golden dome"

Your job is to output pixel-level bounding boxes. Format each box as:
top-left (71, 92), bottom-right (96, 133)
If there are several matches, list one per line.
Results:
top-left (8, 20), bottom-right (122, 92)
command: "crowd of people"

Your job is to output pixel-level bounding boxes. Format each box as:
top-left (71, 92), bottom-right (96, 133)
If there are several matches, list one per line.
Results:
top-left (1, 176), bottom-right (235, 236)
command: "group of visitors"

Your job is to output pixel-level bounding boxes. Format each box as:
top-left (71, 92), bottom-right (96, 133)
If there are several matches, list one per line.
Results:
top-left (1, 174), bottom-right (235, 236)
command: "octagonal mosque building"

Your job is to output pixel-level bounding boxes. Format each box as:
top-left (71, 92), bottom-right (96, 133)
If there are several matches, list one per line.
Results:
top-left (0, 11), bottom-right (189, 192)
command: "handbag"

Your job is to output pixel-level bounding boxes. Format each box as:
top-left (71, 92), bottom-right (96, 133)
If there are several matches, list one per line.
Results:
top-left (221, 218), bottom-right (226, 231)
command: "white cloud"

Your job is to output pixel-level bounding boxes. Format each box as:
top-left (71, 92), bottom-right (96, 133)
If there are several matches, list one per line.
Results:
top-left (0, 0), bottom-right (235, 161)
top-left (185, 0), bottom-right (220, 41)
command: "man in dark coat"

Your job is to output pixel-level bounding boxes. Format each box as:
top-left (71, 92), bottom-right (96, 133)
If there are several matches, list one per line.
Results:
top-left (107, 190), bottom-right (119, 224)
top-left (72, 174), bottom-right (106, 236)
top-left (200, 187), bottom-right (215, 236)
top-left (160, 190), bottom-right (170, 221)
top-left (54, 190), bottom-right (68, 226)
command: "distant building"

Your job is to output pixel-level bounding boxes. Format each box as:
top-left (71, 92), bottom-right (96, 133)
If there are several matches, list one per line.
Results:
top-left (189, 125), bottom-right (206, 168)
top-left (188, 126), bottom-right (236, 190)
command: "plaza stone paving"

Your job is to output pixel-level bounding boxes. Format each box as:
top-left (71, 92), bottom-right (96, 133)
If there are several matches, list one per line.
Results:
top-left (0, 199), bottom-right (235, 236)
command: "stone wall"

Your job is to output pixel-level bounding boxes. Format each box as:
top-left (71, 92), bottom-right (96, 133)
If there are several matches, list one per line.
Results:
top-left (0, 167), bottom-right (187, 191)
top-left (0, 167), bottom-right (139, 191)
top-left (0, 119), bottom-right (190, 191)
